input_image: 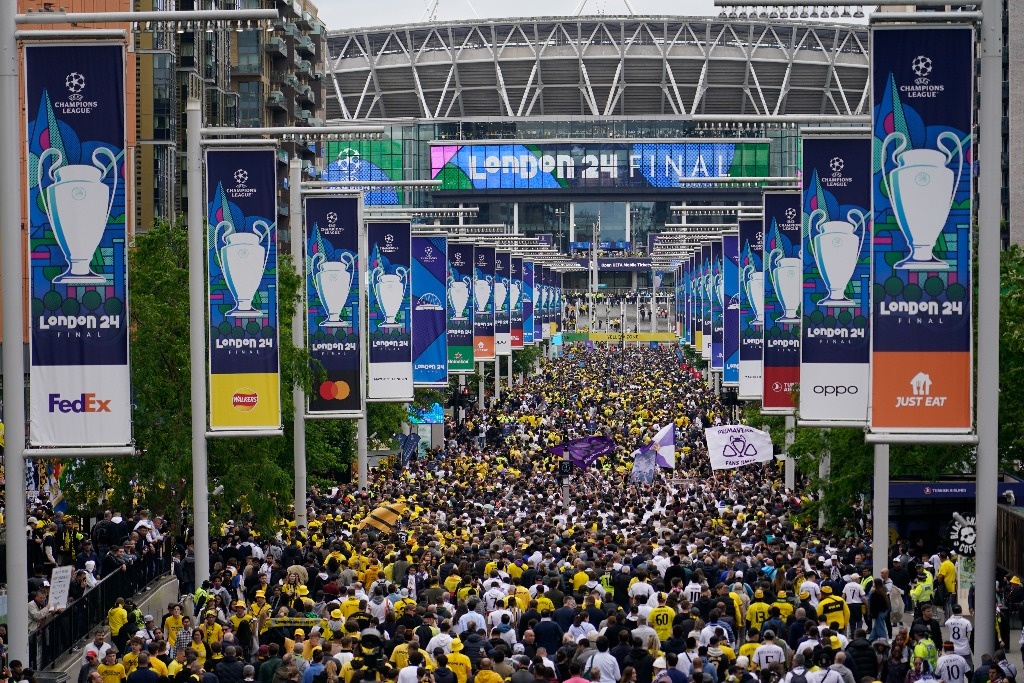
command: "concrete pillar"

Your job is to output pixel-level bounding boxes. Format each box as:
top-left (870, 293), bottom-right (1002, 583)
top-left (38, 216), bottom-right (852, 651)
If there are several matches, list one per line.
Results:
top-left (873, 444), bottom-right (890, 578)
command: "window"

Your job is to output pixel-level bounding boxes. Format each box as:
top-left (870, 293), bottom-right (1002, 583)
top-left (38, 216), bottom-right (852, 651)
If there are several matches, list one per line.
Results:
top-left (236, 31), bottom-right (261, 74)
top-left (237, 81), bottom-right (262, 127)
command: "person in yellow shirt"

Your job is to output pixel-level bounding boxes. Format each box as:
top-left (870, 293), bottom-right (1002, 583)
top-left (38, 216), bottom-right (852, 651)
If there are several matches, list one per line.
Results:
top-left (535, 588), bottom-right (556, 614)
top-left (936, 551), bottom-right (957, 614)
top-left (145, 645), bottom-right (168, 679)
top-left (199, 611), bottom-right (224, 646)
top-left (817, 586), bottom-right (851, 631)
top-left (737, 631), bottom-right (761, 668)
top-left (572, 564), bottom-right (590, 591)
top-left (446, 640), bottom-right (473, 683)
top-left (340, 589), bottom-right (362, 619)
top-left (167, 649), bottom-right (188, 679)
top-left (163, 604), bottom-right (184, 649)
top-left (474, 658), bottom-right (504, 683)
top-left (108, 598), bottom-right (129, 652)
top-left (97, 649), bottom-right (126, 683)
top-left (773, 591), bottom-right (794, 621)
top-left (648, 594), bottom-right (676, 642)
top-left (745, 591), bottom-right (772, 633)
top-left (444, 572), bottom-right (462, 594)
top-left (121, 638), bottom-right (143, 676)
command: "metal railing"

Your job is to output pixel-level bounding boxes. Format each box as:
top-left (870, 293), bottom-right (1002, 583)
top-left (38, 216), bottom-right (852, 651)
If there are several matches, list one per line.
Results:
top-left (28, 552), bottom-right (171, 671)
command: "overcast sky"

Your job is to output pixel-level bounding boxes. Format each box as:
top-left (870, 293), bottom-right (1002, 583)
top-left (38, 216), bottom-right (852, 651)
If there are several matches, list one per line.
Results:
top-left (314, 0), bottom-right (871, 32)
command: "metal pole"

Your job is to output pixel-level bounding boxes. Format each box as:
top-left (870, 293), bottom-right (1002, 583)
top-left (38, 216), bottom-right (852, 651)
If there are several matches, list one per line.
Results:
top-left (873, 444), bottom-right (890, 579)
top-left (784, 415), bottom-right (795, 491)
top-left (186, 99), bottom-right (210, 586)
top-left (357, 416), bottom-right (368, 490)
top-left (459, 374), bottom-right (466, 423)
top-left (818, 449), bottom-right (830, 529)
top-left (493, 359), bottom-right (500, 404)
top-left (1, 1), bottom-right (28, 665)
top-left (974, 0), bottom-right (1002, 655)
top-left (478, 361), bottom-right (485, 410)
top-left (289, 159), bottom-right (307, 529)
top-left (507, 352), bottom-right (513, 389)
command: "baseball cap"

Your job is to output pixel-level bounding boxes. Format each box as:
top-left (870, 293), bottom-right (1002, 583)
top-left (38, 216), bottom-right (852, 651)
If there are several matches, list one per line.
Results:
top-left (294, 628), bottom-right (305, 636)
top-left (653, 658), bottom-right (668, 669)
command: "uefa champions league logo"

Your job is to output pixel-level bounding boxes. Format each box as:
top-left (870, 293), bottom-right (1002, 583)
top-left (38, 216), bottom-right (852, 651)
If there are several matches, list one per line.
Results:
top-left (823, 156), bottom-right (852, 188)
top-left (65, 72), bottom-right (86, 101)
top-left (454, 253), bottom-right (465, 267)
top-left (326, 212), bottom-right (338, 228)
top-left (385, 234), bottom-right (394, 245)
top-left (785, 207), bottom-right (797, 221)
top-left (912, 55), bottom-right (933, 83)
top-left (234, 169), bottom-right (249, 188)
top-left (379, 232), bottom-right (398, 254)
top-left (226, 168), bottom-right (255, 198)
top-left (478, 252), bottom-right (486, 264)
top-left (830, 157), bottom-right (845, 176)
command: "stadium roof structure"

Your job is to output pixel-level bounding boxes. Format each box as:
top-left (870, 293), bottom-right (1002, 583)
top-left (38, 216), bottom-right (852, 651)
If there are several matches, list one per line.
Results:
top-left (325, 16), bottom-right (869, 121)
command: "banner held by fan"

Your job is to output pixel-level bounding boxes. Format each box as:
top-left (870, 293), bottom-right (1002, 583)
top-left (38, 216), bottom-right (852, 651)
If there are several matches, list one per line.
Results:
top-left (705, 425), bottom-right (774, 471)
top-left (357, 502), bottom-right (409, 533)
top-left (548, 435), bottom-right (616, 470)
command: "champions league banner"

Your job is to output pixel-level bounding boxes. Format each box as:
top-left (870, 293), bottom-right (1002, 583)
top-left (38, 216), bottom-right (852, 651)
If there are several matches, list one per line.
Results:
top-left (473, 246), bottom-right (496, 360)
top-left (305, 195), bottom-right (362, 416)
top-left (870, 27), bottom-right (974, 434)
top-left (700, 244), bottom-right (712, 360)
top-left (523, 259), bottom-right (536, 345)
top-left (511, 257), bottom-right (524, 349)
top-left (446, 242), bottom-right (474, 374)
top-left (540, 266), bottom-right (552, 340)
top-left (762, 191), bottom-right (802, 414)
top-left (494, 250), bottom-right (512, 356)
top-left (710, 238), bottom-right (724, 372)
top-left (723, 233), bottom-right (740, 387)
top-left (801, 136), bottom-right (872, 424)
top-left (412, 234), bottom-right (448, 387)
top-left (689, 253), bottom-right (699, 350)
top-left (367, 222), bottom-right (413, 401)
top-left (26, 44), bottom-right (131, 446)
top-left (206, 148), bottom-right (281, 431)
top-left (738, 219), bottom-right (765, 401)
top-left (554, 271), bottom-right (563, 334)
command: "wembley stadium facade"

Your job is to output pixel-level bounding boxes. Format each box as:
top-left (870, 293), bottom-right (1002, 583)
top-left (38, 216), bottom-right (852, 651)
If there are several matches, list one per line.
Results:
top-left (323, 16), bottom-right (869, 289)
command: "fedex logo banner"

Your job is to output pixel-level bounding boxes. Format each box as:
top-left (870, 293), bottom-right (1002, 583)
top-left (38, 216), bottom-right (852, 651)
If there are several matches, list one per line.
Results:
top-left (49, 393), bottom-right (112, 413)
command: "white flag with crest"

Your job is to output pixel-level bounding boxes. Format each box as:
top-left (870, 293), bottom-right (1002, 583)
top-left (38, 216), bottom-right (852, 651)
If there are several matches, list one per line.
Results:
top-left (704, 425), bottom-right (774, 471)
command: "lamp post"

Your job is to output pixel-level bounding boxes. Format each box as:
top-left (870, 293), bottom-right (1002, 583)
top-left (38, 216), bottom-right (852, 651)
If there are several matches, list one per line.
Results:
top-left (555, 206), bottom-right (566, 253)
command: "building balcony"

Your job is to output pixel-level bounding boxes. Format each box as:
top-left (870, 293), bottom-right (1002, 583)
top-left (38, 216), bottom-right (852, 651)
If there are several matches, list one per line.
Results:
top-left (264, 36), bottom-right (286, 57)
top-left (267, 90), bottom-right (287, 109)
top-left (297, 84), bottom-right (315, 104)
top-left (307, 117), bottom-right (324, 128)
top-left (278, 0), bottom-right (300, 18)
top-left (313, 68), bottom-right (324, 80)
top-left (298, 11), bottom-right (314, 30)
top-left (277, 149), bottom-right (290, 165)
top-left (232, 63), bottom-right (262, 77)
top-left (298, 60), bottom-right (312, 76)
top-left (296, 35), bottom-right (315, 56)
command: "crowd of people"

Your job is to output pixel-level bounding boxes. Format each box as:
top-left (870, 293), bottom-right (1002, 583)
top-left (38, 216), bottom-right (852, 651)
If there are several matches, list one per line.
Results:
top-left (20, 345), bottom-right (1016, 683)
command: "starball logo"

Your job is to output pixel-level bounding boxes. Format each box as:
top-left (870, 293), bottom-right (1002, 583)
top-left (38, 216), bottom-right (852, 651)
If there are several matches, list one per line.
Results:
top-left (453, 252), bottom-right (465, 267)
top-left (55, 71), bottom-right (99, 114)
top-left (902, 54), bottom-right (944, 99)
top-left (822, 156), bottom-right (853, 188)
top-left (781, 207), bottom-right (799, 230)
top-left (227, 168), bottom-right (257, 199)
top-left (327, 212), bottom-right (338, 228)
top-left (421, 245), bottom-right (438, 263)
top-left (379, 233), bottom-right (399, 254)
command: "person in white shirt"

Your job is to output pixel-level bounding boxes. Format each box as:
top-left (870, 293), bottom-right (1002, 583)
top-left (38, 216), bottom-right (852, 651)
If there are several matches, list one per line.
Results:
top-left (752, 630), bottom-right (787, 671)
top-left (944, 605), bottom-right (974, 669)
top-left (842, 577), bottom-right (867, 634)
top-left (782, 654), bottom-right (811, 683)
top-left (800, 575), bottom-right (822, 609)
top-left (935, 642), bottom-right (969, 683)
top-left (685, 580), bottom-right (704, 606)
top-left (483, 581), bottom-right (506, 613)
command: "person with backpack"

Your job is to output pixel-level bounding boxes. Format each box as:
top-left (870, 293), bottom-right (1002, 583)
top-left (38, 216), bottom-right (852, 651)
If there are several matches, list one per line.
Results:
top-left (780, 654), bottom-right (809, 683)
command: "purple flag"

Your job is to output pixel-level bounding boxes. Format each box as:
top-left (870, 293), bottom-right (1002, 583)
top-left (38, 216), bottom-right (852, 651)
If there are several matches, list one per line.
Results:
top-left (549, 435), bottom-right (615, 469)
top-left (650, 423), bottom-right (676, 468)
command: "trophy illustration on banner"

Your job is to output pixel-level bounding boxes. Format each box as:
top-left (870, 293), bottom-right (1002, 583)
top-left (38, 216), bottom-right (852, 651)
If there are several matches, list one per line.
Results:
top-left (37, 146), bottom-right (118, 284)
top-left (495, 277), bottom-right (508, 314)
top-left (741, 264), bottom-right (765, 327)
top-left (215, 220), bottom-right (271, 317)
top-left (653, 271), bottom-right (663, 291)
top-left (767, 247), bottom-right (802, 325)
top-left (881, 130), bottom-right (964, 271)
top-left (808, 207), bottom-right (866, 307)
top-left (448, 274), bottom-right (472, 320)
top-left (715, 263), bottom-right (725, 311)
top-left (371, 265), bottom-right (408, 328)
top-left (510, 279), bottom-right (521, 314)
top-left (311, 251), bottom-right (356, 328)
top-left (474, 275), bottom-right (493, 314)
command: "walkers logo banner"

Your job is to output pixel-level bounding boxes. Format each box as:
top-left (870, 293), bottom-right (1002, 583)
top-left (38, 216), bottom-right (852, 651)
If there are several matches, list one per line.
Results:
top-left (701, 244), bottom-right (712, 360)
top-left (26, 44), bottom-right (131, 446)
top-left (801, 136), bottom-right (871, 425)
top-left (705, 425), bottom-right (774, 471)
top-left (710, 239), bottom-right (724, 371)
top-left (494, 250), bottom-right (512, 356)
top-left (723, 233), bottom-right (740, 387)
top-left (473, 246), bottom-right (496, 360)
top-left (738, 219), bottom-right (764, 401)
top-left (412, 234), bottom-right (448, 387)
top-left (523, 259), bottom-right (536, 345)
top-left (447, 242), bottom-right (475, 373)
top-left (206, 148), bottom-right (280, 430)
top-left (305, 195), bottom-right (362, 417)
top-left (870, 27), bottom-right (974, 433)
top-left (367, 222), bottom-right (413, 401)
top-left (762, 191), bottom-right (802, 414)
top-left (511, 257), bottom-right (524, 349)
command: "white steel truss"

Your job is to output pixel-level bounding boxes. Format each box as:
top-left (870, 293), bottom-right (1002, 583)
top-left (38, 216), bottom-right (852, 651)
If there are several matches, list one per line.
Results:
top-left (325, 17), bottom-right (869, 120)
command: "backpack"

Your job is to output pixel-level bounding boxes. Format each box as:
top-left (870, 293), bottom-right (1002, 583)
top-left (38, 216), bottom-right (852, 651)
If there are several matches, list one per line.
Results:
top-left (789, 669), bottom-right (808, 683)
